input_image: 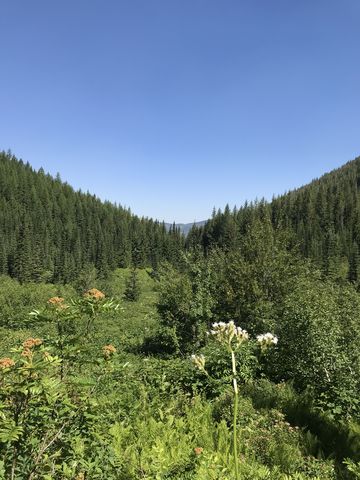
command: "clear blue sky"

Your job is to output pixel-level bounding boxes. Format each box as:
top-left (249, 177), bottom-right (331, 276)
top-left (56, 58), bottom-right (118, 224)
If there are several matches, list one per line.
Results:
top-left (1, 1), bottom-right (359, 223)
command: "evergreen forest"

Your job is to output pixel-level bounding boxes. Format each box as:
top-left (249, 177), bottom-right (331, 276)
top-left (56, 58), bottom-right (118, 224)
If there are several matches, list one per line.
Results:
top-left (0, 151), bottom-right (184, 283)
top-left (1, 151), bottom-right (360, 479)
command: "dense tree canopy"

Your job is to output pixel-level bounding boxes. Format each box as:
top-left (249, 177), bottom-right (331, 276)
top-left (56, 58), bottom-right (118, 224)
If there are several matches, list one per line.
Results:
top-left (0, 151), bottom-right (184, 283)
top-left (188, 156), bottom-right (360, 285)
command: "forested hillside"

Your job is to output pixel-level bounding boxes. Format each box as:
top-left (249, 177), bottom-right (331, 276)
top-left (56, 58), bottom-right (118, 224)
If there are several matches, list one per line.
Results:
top-left (3, 150), bottom-right (360, 287)
top-left (189, 156), bottom-right (360, 284)
top-left (0, 151), bottom-right (184, 283)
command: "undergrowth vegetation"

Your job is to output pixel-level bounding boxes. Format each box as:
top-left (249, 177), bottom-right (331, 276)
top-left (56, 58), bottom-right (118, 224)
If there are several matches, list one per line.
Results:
top-left (1, 253), bottom-right (360, 479)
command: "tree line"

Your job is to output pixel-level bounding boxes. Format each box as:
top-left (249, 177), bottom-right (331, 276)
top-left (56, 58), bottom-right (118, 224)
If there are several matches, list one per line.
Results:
top-left (3, 150), bottom-right (360, 287)
top-left (187, 156), bottom-right (360, 285)
top-left (0, 151), bottom-right (184, 283)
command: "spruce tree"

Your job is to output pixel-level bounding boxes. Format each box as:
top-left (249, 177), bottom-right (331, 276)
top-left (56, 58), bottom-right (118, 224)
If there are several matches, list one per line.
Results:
top-left (124, 267), bottom-right (140, 301)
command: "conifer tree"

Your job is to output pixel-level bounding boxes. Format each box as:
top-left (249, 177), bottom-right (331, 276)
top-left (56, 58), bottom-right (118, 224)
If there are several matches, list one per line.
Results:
top-left (124, 267), bottom-right (140, 301)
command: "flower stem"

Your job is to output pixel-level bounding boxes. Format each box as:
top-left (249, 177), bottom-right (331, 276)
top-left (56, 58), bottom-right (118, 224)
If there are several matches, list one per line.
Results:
top-left (231, 350), bottom-right (239, 480)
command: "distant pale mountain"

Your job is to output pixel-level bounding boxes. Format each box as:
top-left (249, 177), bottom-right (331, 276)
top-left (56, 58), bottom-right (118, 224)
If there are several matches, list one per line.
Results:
top-left (164, 221), bottom-right (207, 235)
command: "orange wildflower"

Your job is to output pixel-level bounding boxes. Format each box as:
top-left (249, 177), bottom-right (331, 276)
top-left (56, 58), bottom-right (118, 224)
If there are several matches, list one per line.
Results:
top-left (0, 357), bottom-right (15, 369)
top-left (21, 349), bottom-right (32, 358)
top-left (48, 296), bottom-right (65, 305)
top-left (194, 447), bottom-right (203, 455)
top-left (47, 297), bottom-right (67, 309)
top-left (103, 344), bottom-right (117, 358)
top-left (23, 338), bottom-right (42, 349)
top-left (84, 288), bottom-right (105, 301)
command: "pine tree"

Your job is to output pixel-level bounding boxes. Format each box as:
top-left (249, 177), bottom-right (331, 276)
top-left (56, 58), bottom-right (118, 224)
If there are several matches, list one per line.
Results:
top-left (124, 267), bottom-right (140, 301)
top-left (348, 242), bottom-right (360, 284)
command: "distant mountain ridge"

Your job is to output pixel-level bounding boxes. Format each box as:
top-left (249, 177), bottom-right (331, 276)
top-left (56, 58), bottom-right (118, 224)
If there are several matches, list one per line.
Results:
top-left (164, 221), bottom-right (207, 235)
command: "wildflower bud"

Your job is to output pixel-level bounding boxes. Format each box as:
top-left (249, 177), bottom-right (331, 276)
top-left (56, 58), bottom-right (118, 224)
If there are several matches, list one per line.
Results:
top-left (208, 321), bottom-right (249, 349)
top-left (43, 351), bottom-right (52, 361)
top-left (256, 332), bottom-right (278, 351)
top-left (191, 354), bottom-right (206, 372)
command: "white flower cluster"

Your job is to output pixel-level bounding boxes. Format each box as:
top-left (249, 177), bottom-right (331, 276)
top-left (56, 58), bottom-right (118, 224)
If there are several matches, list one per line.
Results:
top-left (256, 332), bottom-right (278, 350)
top-left (191, 354), bottom-right (206, 371)
top-left (208, 321), bottom-right (249, 348)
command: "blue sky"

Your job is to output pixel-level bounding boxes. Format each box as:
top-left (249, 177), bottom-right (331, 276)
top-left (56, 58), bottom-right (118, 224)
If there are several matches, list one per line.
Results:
top-left (0, 1), bottom-right (359, 223)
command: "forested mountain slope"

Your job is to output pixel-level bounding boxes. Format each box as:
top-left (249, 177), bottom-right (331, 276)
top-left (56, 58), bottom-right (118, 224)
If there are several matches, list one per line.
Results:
top-left (189, 156), bottom-right (360, 283)
top-left (0, 151), bottom-right (184, 283)
top-left (3, 150), bottom-right (360, 285)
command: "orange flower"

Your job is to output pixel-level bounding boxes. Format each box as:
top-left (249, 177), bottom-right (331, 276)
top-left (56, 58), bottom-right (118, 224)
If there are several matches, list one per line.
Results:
top-left (23, 338), bottom-right (42, 349)
top-left (103, 344), bottom-right (116, 358)
top-left (21, 348), bottom-right (32, 358)
top-left (48, 296), bottom-right (64, 305)
top-left (47, 297), bottom-right (67, 310)
top-left (194, 447), bottom-right (203, 455)
top-left (0, 357), bottom-right (15, 369)
top-left (84, 288), bottom-right (105, 301)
